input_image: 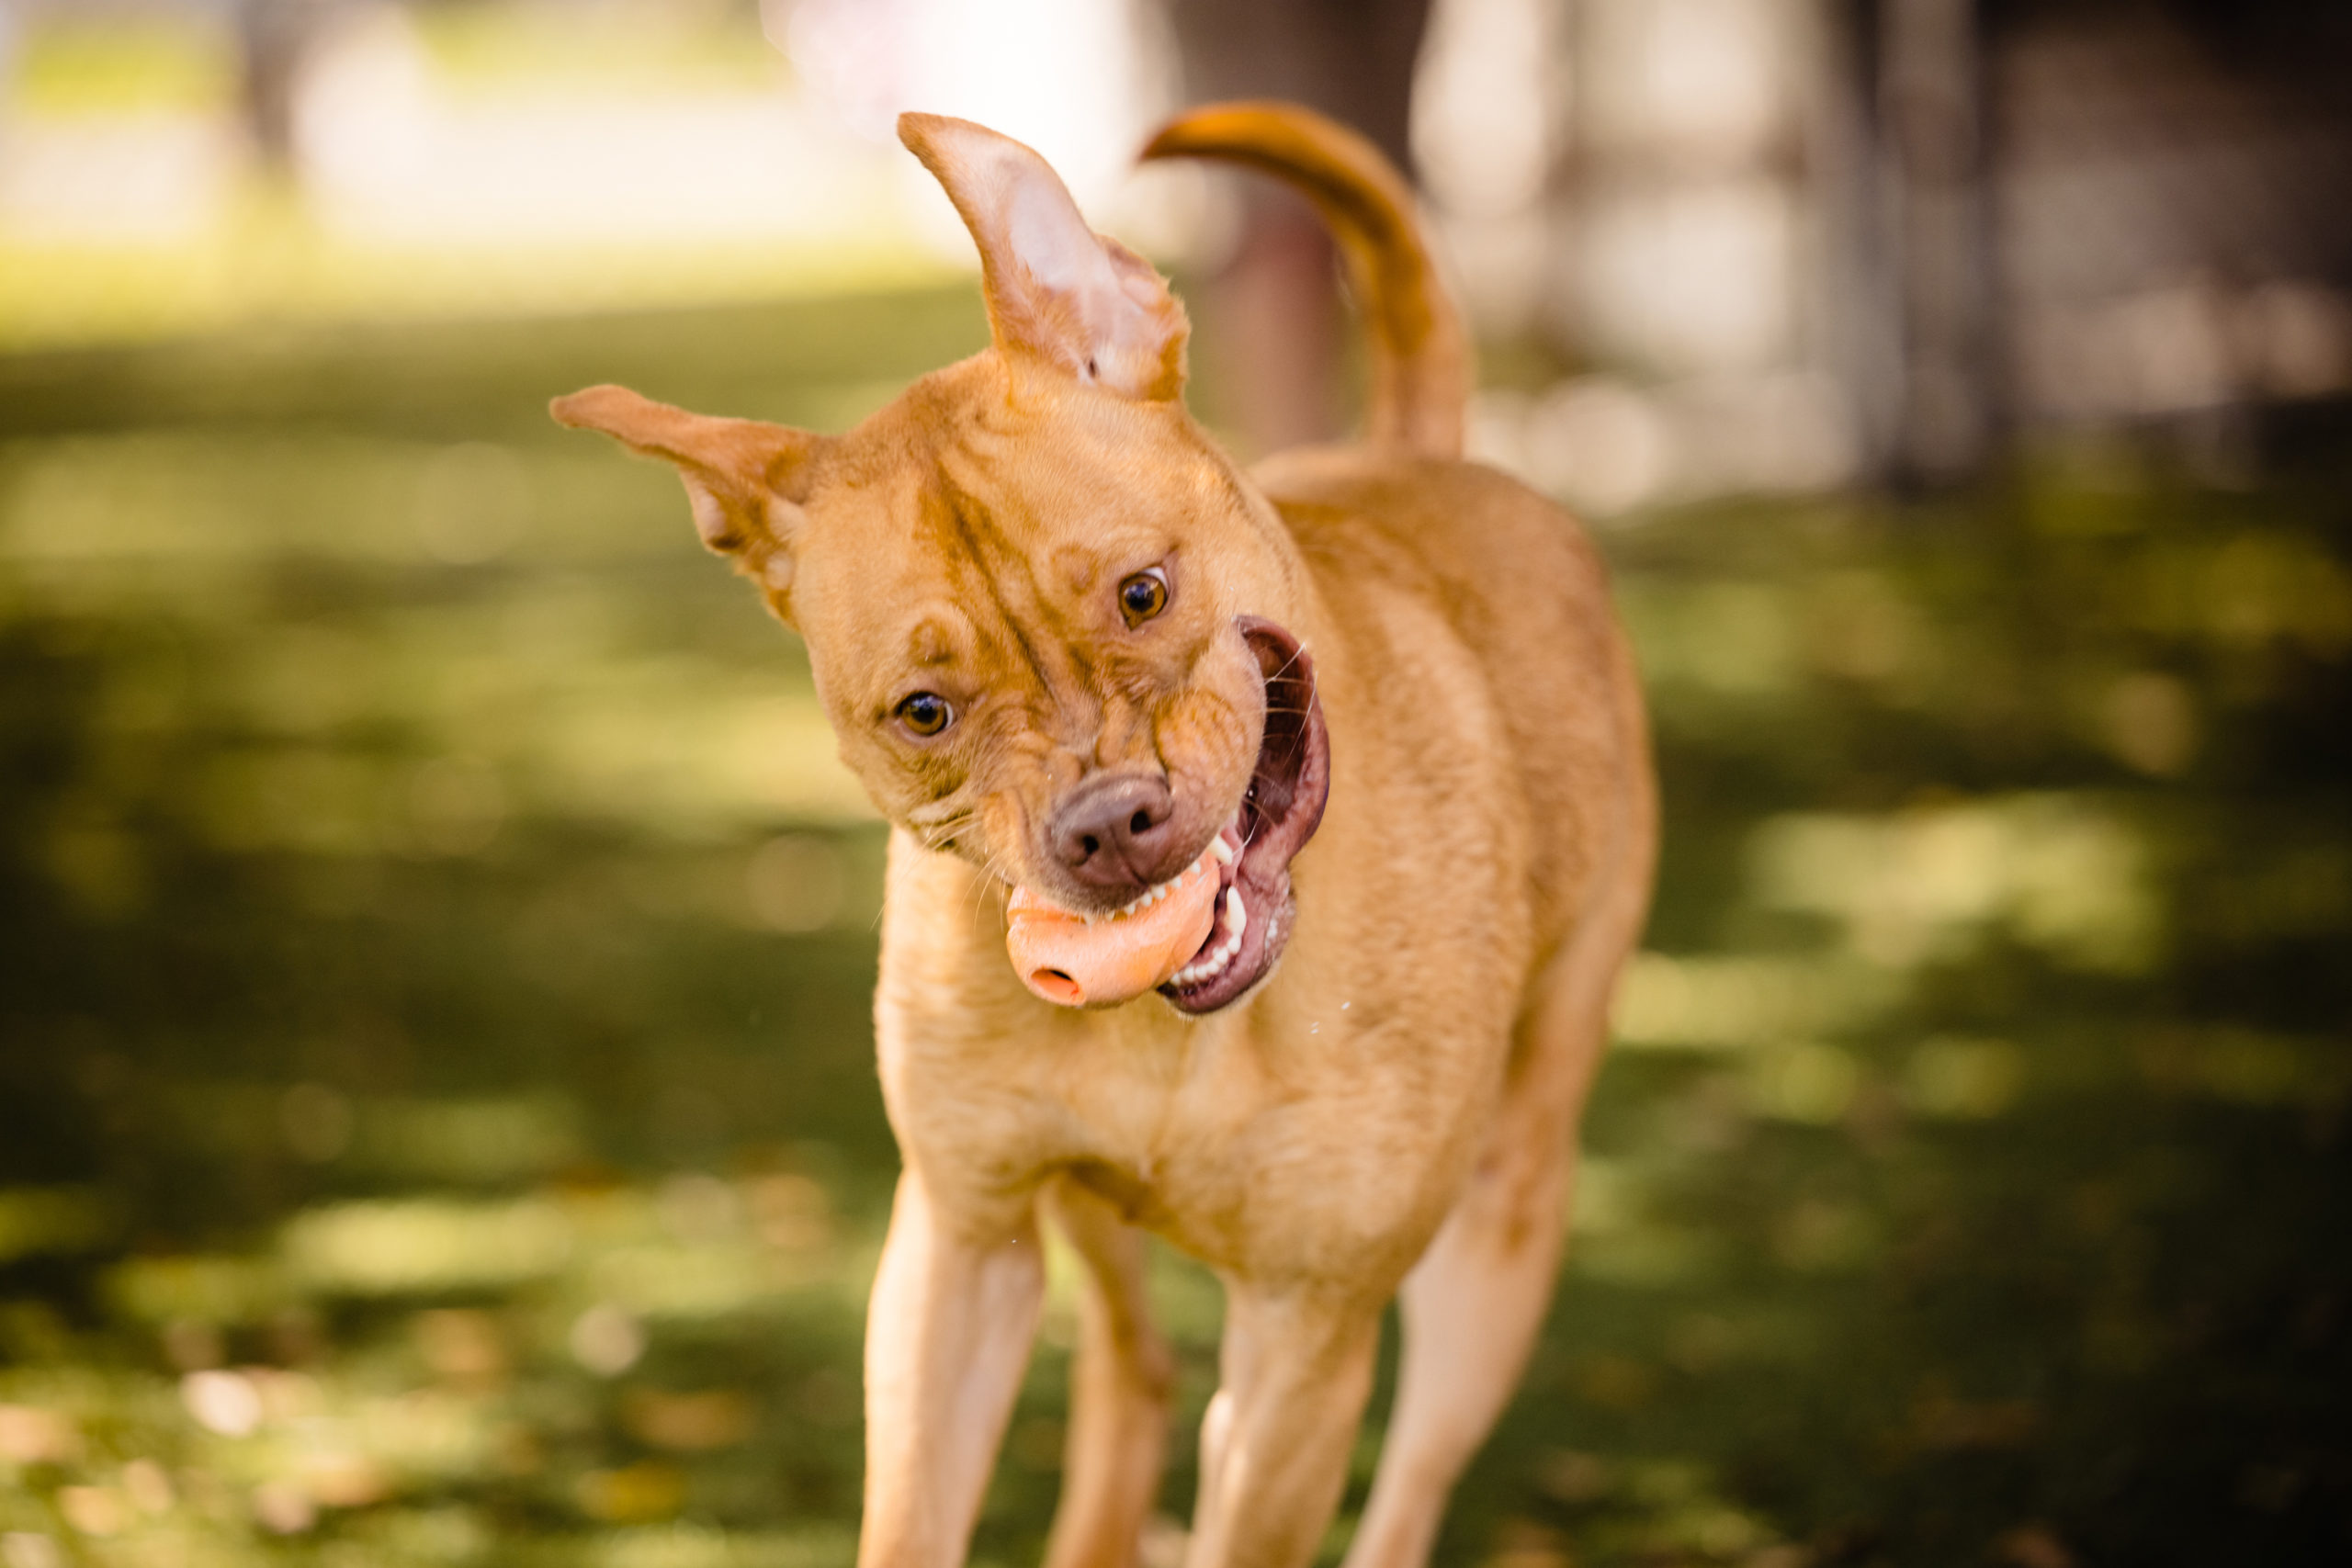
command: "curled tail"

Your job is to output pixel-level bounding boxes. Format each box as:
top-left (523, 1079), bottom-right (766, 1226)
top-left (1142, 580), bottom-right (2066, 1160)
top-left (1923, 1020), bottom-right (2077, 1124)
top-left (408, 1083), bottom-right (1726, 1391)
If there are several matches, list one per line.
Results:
top-left (1142, 101), bottom-right (1470, 461)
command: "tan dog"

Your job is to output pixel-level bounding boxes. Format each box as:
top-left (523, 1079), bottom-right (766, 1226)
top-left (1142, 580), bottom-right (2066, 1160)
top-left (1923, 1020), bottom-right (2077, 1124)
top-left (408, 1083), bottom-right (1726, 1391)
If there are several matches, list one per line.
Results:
top-left (552, 103), bottom-right (1655, 1568)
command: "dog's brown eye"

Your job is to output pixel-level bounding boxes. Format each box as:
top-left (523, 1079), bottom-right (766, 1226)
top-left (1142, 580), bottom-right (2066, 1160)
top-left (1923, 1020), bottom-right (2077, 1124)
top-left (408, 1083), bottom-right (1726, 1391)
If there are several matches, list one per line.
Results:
top-left (1118, 568), bottom-right (1170, 626)
top-left (897, 692), bottom-right (954, 737)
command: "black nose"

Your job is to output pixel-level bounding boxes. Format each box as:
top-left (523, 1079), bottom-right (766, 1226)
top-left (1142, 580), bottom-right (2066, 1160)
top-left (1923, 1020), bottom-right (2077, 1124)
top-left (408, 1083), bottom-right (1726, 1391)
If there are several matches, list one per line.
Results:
top-left (1050, 773), bottom-right (1185, 893)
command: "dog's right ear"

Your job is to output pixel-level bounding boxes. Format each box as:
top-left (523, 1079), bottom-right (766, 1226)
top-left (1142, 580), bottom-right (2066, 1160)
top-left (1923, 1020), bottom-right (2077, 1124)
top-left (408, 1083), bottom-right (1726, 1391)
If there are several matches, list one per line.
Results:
top-left (899, 112), bottom-right (1188, 401)
top-left (549, 384), bottom-right (823, 611)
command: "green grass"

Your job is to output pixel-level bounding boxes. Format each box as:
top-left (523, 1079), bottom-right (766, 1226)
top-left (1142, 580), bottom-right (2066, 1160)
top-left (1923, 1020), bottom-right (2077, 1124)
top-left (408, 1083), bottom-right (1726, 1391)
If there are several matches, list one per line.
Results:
top-left (0, 296), bottom-right (2346, 1566)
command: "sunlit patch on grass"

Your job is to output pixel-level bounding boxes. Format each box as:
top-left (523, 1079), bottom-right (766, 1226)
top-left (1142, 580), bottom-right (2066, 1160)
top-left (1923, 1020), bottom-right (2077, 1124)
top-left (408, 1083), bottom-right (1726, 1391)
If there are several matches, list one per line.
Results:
top-left (283, 1196), bottom-right (573, 1294)
top-left (1618, 581), bottom-right (1798, 696)
top-left (106, 1256), bottom-right (288, 1334)
top-left (7, 16), bottom-right (236, 117)
top-left (0, 3), bottom-right (951, 352)
top-left (353, 1095), bottom-right (589, 1184)
top-left (1612, 953), bottom-right (1901, 1049)
top-left (0, 221), bottom-right (953, 354)
top-left (520, 1522), bottom-right (859, 1568)
top-left (1747, 795), bottom-right (2160, 972)
top-left (0, 1157), bottom-right (883, 1559)
top-left (410, 4), bottom-right (783, 99)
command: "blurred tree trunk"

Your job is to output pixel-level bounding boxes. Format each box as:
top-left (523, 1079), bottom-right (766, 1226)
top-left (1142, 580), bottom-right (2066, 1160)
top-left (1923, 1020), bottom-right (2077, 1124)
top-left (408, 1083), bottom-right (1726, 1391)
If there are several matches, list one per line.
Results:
top-left (237, 0), bottom-right (332, 170)
top-left (1829, 0), bottom-right (1998, 488)
top-left (1162, 0), bottom-right (1434, 456)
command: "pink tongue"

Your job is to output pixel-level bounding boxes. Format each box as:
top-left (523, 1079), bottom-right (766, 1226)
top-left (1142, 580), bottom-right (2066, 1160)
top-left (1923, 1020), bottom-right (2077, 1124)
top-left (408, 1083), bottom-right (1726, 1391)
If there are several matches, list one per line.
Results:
top-left (1006, 855), bottom-right (1220, 1008)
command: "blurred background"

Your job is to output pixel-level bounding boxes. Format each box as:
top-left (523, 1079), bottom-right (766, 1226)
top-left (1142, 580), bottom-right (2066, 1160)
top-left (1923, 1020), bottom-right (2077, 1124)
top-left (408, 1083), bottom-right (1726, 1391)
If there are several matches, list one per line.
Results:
top-left (0, 1), bottom-right (2346, 1564)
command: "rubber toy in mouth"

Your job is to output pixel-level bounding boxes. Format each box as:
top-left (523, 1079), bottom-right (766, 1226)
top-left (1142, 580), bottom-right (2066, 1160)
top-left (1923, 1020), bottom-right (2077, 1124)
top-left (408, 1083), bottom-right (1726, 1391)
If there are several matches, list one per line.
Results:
top-left (1006, 850), bottom-right (1220, 1008)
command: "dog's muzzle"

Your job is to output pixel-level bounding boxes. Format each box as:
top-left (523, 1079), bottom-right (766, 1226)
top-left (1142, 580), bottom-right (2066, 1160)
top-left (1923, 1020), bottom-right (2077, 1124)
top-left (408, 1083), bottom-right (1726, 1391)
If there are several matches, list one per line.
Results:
top-left (1158, 616), bottom-right (1329, 1013)
top-left (1000, 616), bottom-right (1330, 1014)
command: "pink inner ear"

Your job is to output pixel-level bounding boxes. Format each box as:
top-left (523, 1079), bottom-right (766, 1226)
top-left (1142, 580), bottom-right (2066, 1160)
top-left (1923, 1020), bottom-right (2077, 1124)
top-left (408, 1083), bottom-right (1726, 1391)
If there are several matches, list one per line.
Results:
top-left (1005, 178), bottom-right (1096, 296)
top-left (1108, 243), bottom-right (1170, 307)
top-left (900, 111), bottom-right (1187, 400)
top-left (684, 486), bottom-right (734, 551)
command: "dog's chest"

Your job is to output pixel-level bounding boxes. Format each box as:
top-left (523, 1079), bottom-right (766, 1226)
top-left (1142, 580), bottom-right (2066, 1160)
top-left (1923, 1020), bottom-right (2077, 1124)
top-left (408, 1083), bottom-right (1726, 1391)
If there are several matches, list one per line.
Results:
top-left (1019, 1010), bottom-right (1466, 1272)
top-left (876, 850), bottom-right (1497, 1273)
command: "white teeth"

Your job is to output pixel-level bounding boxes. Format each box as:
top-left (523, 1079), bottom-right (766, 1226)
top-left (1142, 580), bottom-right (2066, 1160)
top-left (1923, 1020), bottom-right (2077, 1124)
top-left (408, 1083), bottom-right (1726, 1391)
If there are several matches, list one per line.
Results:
top-left (1095, 838), bottom-right (1234, 932)
top-left (1172, 926), bottom-right (1247, 989)
top-left (1167, 835), bottom-right (1259, 990)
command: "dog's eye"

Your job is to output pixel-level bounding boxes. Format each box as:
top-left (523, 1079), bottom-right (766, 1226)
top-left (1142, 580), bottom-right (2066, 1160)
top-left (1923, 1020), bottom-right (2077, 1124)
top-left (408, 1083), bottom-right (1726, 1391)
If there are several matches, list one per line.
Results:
top-left (896, 692), bottom-right (955, 737)
top-left (1118, 568), bottom-right (1170, 626)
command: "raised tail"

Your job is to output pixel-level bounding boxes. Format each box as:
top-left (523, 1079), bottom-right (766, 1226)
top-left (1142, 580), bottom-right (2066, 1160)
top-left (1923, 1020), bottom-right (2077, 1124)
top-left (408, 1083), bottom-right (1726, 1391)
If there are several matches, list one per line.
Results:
top-left (1142, 101), bottom-right (1469, 461)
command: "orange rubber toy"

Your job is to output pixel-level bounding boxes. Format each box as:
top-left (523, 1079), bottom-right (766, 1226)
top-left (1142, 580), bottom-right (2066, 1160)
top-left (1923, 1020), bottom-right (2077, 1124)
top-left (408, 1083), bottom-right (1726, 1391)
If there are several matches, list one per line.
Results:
top-left (1006, 852), bottom-right (1220, 1007)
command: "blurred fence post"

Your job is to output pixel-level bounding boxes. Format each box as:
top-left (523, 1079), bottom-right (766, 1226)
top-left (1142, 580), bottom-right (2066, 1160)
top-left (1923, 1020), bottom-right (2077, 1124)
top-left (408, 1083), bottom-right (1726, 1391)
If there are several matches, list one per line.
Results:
top-left (1843, 0), bottom-right (1997, 488)
top-left (237, 0), bottom-right (334, 170)
top-left (1162, 0), bottom-right (1436, 456)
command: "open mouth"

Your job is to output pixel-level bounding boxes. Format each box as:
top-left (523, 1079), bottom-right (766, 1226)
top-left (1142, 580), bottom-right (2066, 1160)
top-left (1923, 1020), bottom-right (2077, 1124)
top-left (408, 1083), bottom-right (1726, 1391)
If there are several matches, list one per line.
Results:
top-left (1158, 616), bottom-right (1329, 1015)
top-left (1000, 617), bottom-right (1329, 1013)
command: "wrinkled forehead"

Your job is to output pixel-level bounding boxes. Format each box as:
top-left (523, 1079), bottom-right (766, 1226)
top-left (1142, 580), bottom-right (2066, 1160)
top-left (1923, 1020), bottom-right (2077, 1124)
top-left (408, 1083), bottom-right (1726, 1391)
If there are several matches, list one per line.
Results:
top-left (791, 417), bottom-right (1180, 694)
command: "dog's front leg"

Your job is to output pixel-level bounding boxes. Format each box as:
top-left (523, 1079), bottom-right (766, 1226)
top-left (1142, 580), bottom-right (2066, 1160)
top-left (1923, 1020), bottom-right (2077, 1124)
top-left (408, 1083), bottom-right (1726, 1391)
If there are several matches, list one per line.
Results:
top-left (1043, 1177), bottom-right (1176, 1568)
top-left (1186, 1283), bottom-right (1383, 1568)
top-left (860, 1169), bottom-right (1044, 1568)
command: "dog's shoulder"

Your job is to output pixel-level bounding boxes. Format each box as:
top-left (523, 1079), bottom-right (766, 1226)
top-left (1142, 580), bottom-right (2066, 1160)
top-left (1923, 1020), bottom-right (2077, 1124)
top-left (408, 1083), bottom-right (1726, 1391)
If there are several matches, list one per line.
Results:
top-left (1249, 446), bottom-right (1610, 614)
top-left (1250, 443), bottom-right (1646, 953)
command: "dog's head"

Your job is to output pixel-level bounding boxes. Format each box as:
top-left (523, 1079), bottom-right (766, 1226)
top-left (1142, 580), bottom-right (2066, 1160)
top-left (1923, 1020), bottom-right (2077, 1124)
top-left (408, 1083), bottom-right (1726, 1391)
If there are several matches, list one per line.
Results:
top-left (553, 114), bottom-right (1327, 1013)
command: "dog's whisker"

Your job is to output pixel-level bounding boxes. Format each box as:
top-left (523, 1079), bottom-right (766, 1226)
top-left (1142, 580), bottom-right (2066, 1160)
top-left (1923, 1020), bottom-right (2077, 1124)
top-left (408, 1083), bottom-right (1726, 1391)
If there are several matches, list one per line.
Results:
top-left (914, 808), bottom-right (978, 856)
top-left (1264, 647), bottom-right (1308, 680)
top-left (967, 844), bottom-right (1021, 923)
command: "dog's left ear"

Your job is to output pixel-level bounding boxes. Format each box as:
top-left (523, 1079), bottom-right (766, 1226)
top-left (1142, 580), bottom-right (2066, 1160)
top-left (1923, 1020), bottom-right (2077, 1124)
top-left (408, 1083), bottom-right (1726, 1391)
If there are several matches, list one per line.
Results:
top-left (899, 112), bottom-right (1188, 401)
top-left (550, 384), bottom-right (824, 613)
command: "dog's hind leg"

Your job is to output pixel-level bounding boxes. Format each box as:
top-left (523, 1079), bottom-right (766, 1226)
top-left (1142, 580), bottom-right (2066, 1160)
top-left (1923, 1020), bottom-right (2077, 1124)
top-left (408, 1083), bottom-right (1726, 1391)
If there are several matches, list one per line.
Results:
top-left (1043, 1176), bottom-right (1177, 1568)
top-left (1338, 1092), bottom-right (1574, 1568)
top-left (1341, 874), bottom-right (1647, 1568)
top-left (1186, 1282), bottom-right (1385, 1568)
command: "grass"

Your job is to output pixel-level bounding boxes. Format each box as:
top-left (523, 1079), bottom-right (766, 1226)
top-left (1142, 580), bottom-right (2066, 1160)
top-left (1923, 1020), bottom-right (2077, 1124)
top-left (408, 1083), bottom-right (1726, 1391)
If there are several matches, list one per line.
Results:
top-left (0, 292), bottom-right (2346, 1566)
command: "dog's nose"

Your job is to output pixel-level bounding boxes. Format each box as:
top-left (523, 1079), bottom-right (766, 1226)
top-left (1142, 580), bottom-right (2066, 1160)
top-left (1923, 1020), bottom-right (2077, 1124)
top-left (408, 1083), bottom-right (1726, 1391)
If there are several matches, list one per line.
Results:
top-left (1050, 773), bottom-right (1185, 893)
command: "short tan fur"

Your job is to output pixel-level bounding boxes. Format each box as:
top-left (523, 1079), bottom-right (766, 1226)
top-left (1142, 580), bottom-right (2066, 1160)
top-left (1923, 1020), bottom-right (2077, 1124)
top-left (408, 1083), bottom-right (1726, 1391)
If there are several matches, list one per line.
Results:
top-left (552, 101), bottom-right (1655, 1568)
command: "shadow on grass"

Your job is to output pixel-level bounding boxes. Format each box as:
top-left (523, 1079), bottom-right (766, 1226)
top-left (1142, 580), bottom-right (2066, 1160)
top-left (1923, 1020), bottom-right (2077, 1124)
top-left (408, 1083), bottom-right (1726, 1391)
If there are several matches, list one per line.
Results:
top-left (0, 299), bottom-right (2346, 1566)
